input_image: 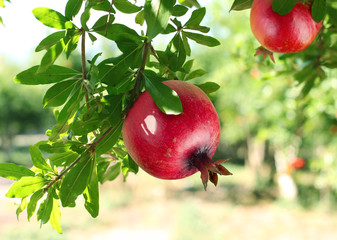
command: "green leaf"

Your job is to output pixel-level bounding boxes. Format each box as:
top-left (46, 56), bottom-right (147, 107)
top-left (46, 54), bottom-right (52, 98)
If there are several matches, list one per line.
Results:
top-left (144, 75), bottom-right (183, 115)
top-left (172, 5), bottom-right (188, 16)
top-left (16, 197), bottom-right (28, 220)
top-left (43, 79), bottom-right (79, 108)
top-left (48, 151), bottom-right (79, 166)
top-left (114, 0), bottom-right (142, 14)
top-left (327, 6), bottom-right (337, 26)
top-left (144, 0), bottom-right (175, 40)
top-left (59, 152), bottom-right (93, 207)
top-left (195, 81), bottom-right (220, 94)
top-left (272, 0), bottom-right (297, 15)
top-left (38, 39), bottom-right (67, 72)
top-left (184, 7), bottom-right (205, 28)
top-left (37, 191), bottom-right (53, 224)
top-left (72, 116), bottom-right (101, 135)
top-left (96, 23), bottom-right (142, 43)
top-left (166, 33), bottom-right (186, 71)
top-left (6, 176), bottom-right (48, 198)
top-left (181, 33), bottom-right (191, 56)
top-left (97, 160), bottom-right (110, 183)
top-left (300, 72), bottom-right (317, 97)
top-left (83, 157), bottom-right (99, 218)
top-left (49, 196), bottom-right (62, 233)
top-left (178, 0), bottom-right (200, 8)
top-left (92, 0), bottom-right (115, 12)
top-left (135, 10), bottom-right (145, 25)
top-left (101, 95), bottom-right (123, 126)
top-left (311, 0), bottom-right (326, 23)
top-left (91, 14), bottom-right (115, 30)
top-left (183, 31), bottom-right (220, 47)
top-left (65, 0), bottom-right (83, 20)
top-left (121, 155), bottom-right (139, 177)
top-left (81, 8), bottom-right (91, 30)
top-left (229, 0), bottom-right (253, 11)
top-left (33, 7), bottom-right (74, 29)
top-left (27, 189), bottom-right (45, 221)
top-left (35, 31), bottom-right (66, 52)
top-left (186, 25), bottom-right (210, 33)
top-left (0, 16), bottom-right (3, 25)
top-left (14, 65), bottom-right (81, 85)
top-left (39, 141), bottom-right (71, 153)
top-left (0, 163), bottom-right (35, 180)
top-left (95, 121), bottom-right (123, 156)
top-left (65, 32), bottom-right (81, 58)
top-left (29, 145), bottom-right (54, 172)
top-left (185, 69), bottom-right (207, 80)
top-left (182, 59), bottom-right (194, 72)
top-left (49, 88), bottom-right (83, 141)
top-left (102, 162), bottom-right (121, 183)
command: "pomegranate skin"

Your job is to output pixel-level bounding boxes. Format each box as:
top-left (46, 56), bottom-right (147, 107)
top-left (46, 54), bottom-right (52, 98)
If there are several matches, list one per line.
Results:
top-left (250, 0), bottom-right (322, 53)
top-left (122, 80), bottom-right (220, 180)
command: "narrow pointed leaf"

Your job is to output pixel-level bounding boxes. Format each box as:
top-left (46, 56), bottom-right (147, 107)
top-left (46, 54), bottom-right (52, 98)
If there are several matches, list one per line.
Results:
top-left (65, 0), bottom-right (83, 20)
top-left (43, 79), bottom-right (79, 108)
top-left (27, 189), bottom-right (45, 221)
top-left (0, 163), bottom-right (35, 180)
top-left (38, 39), bottom-right (66, 72)
top-left (172, 5), bottom-right (188, 16)
top-left (14, 65), bottom-right (81, 85)
top-left (33, 7), bottom-right (73, 29)
top-left (35, 31), bottom-right (66, 52)
top-left (144, 75), bottom-right (183, 115)
top-left (37, 191), bottom-right (53, 224)
top-left (83, 158), bottom-right (99, 218)
top-left (114, 0), bottom-right (142, 14)
top-left (29, 145), bottom-right (54, 172)
top-left (49, 197), bottom-right (62, 233)
top-left (48, 151), bottom-right (79, 167)
top-left (229, 0), bottom-right (253, 11)
top-left (6, 176), bottom-right (48, 198)
top-left (272, 0), bottom-right (297, 15)
top-left (16, 197), bottom-right (28, 220)
top-left (185, 69), bottom-right (207, 81)
top-left (102, 162), bottom-right (121, 183)
top-left (95, 121), bottom-right (123, 156)
top-left (49, 88), bottom-right (83, 141)
top-left (195, 81), bottom-right (220, 94)
top-left (144, 0), bottom-right (175, 40)
top-left (183, 31), bottom-right (220, 47)
top-left (184, 7), bottom-right (205, 27)
top-left (311, 0), bottom-right (326, 23)
top-left (80, 8), bottom-right (91, 30)
top-left (59, 152), bottom-right (93, 207)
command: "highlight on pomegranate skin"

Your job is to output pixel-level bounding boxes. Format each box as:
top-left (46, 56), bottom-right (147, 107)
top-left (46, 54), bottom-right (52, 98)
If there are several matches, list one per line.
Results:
top-left (250, 0), bottom-right (322, 57)
top-left (122, 80), bottom-right (232, 190)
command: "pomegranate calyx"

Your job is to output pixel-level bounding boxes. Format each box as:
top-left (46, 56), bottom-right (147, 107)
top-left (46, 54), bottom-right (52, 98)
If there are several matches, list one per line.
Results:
top-left (192, 156), bottom-right (232, 191)
top-left (254, 46), bottom-right (275, 63)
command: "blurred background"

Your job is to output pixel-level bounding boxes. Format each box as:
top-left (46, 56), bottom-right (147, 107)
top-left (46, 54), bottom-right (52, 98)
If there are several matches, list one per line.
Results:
top-left (1, 0), bottom-right (337, 239)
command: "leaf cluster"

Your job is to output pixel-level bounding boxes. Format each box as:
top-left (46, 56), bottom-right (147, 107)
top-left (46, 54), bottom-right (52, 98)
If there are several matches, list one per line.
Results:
top-left (2, 0), bottom-right (220, 233)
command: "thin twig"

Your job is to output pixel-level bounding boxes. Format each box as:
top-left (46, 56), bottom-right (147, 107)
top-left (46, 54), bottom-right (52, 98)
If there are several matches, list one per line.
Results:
top-left (105, 0), bottom-right (114, 36)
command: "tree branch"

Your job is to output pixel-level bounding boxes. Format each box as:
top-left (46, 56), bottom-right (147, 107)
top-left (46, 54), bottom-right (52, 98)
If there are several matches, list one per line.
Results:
top-left (44, 39), bottom-right (151, 192)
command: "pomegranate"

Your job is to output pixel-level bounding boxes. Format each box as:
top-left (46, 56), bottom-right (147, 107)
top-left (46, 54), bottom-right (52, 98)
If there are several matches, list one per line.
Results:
top-left (122, 80), bottom-right (231, 190)
top-left (250, 0), bottom-right (322, 60)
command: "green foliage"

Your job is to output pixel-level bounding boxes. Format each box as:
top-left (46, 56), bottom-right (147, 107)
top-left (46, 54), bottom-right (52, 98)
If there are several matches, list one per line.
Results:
top-left (3, 0), bottom-right (334, 233)
top-left (4, 0), bottom-right (221, 233)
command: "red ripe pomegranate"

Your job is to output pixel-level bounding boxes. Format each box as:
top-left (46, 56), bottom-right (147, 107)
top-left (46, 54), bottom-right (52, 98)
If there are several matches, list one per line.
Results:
top-left (122, 80), bottom-right (231, 190)
top-left (250, 0), bottom-right (322, 60)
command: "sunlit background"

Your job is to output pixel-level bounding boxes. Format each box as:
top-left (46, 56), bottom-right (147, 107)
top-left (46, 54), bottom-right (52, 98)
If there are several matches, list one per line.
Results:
top-left (1, 0), bottom-right (337, 239)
